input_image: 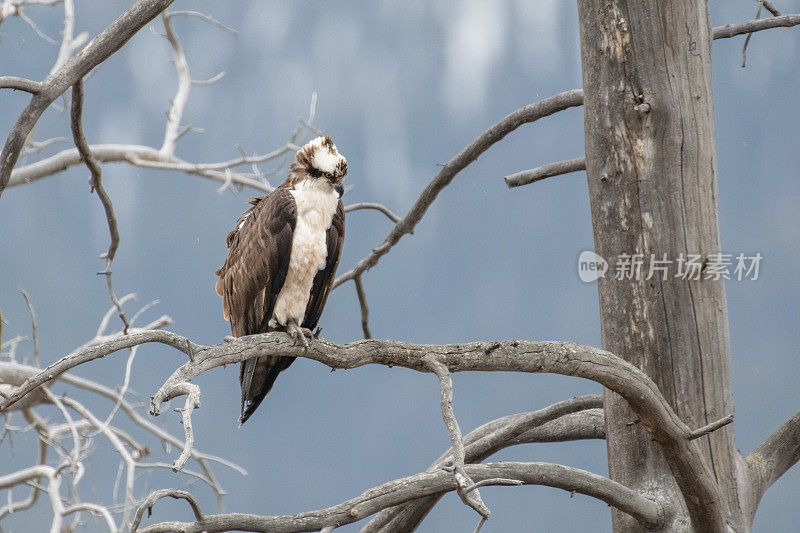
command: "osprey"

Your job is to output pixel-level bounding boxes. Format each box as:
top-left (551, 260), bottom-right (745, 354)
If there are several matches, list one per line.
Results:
top-left (215, 136), bottom-right (346, 425)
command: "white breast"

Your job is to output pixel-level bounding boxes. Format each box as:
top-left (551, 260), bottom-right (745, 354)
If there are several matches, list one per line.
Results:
top-left (271, 179), bottom-right (339, 327)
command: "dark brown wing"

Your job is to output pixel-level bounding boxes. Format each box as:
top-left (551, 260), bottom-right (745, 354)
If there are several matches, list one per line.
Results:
top-left (303, 199), bottom-right (345, 331)
top-left (215, 188), bottom-right (296, 425)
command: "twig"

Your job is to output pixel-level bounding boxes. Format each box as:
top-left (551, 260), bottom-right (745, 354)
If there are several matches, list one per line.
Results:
top-left (50, 0), bottom-right (77, 75)
top-left (160, 12), bottom-right (190, 157)
top-left (15, 7), bottom-right (57, 44)
top-left (166, 10), bottom-right (237, 36)
top-left (688, 413), bottom-right (734, 440)
top-left (712, 13), bottom-right (800, 39)
top-left (18, 290), bottom-right (39, 367)
top-left (21, 136), bottom-right (70, 156)
top-left (61, 395), bottom-right (137, 527)
top-left (333, 89), bottom-right (584, 288)
top-left (70, 78), bottom-right (131, 334)
top-left (191, 71), bottom-right (225, 87)
top-left (741, 2), bottom-right (764, 67)
top-left (344, 202), bottom-right (401, 224)
top-left (353, 275), bottom-right (372, 339)
top-left (504, 157), bottom-right (586, 188)
top-left (760, 0), bottom-right (782, 17)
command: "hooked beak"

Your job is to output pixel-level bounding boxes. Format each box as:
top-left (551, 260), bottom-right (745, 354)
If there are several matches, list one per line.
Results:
top-left (334, 181), bottom-right (344, 198)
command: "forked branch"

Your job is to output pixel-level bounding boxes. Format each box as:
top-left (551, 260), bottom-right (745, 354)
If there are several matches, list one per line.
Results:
top-left (133, 462), bottom-right (662, 532)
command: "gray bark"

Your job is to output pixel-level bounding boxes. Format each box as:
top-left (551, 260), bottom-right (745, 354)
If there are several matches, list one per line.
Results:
top-left (577, 1), bottom-right (745, 531)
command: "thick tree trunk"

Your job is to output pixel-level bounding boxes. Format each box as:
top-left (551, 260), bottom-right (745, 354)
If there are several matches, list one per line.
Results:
top-left (577, 1), bottom-right (747, 531)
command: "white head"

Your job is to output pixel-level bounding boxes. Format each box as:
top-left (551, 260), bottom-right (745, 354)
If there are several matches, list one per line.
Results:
top-left (289, 136), bottom-right (347, 196)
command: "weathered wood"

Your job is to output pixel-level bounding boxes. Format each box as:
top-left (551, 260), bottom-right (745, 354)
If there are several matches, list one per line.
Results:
top-left (576, 1), bottom-right (744, 531)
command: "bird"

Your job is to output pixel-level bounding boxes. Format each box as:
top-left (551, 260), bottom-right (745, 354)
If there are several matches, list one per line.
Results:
top-left (215, 136), bottom-right (346, 425)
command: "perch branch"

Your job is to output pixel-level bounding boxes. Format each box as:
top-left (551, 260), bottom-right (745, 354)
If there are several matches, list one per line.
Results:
top-left (0, 331), bottom-right (718, 527)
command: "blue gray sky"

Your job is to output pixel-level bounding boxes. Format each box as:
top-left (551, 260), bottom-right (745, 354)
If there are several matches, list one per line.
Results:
top-left (1, 1), bottom-right (799, 531)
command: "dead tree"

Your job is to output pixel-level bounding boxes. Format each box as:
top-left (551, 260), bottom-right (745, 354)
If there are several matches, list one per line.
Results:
top-left (1, 1), bottom-right (799, 532)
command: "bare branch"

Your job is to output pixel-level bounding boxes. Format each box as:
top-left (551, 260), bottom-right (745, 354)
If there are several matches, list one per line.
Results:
top-left (712, 13), bottom-right (800, 40)
top-left (0, 329), bottom-right (719, 525)
top-left (131, 489), bottom-right (204, 532)
top-left (344, 202), bottom-right (401, 224)
top-left (741, 2), bottom-right (764, 67)
top-left (166, 10), bottom-right (238, 36)
top-left (504, 157), bottom-right (586, 188)
top-left (8, 144), bottom-right (272, 192)
top-left (0, 76), bottom-right (42, 94)
top-left (70, 79), bottom-right (131, 334)
top-left (422, 355), bottom-right (489, 519)
top-left (365, 396), bottom-right (603, 532)
top-left (191, 71), bottom-right (225, 87)
top-left (353, 276), bottom-right (372, 339)
top-left (746, 410), bottom-right (800, 511)
top-left (0, 414), bottom-right (48, 518)
top-left (0, 330), bottom-right (192, 412)
top-left (18, 289), bottom-right (39, 367)
top-left (168, 382), bottom-right (201, 472)
top-left (134, 462), bottom-right (662, 532)
top-left (334, 89), bottom-right (584, 288)
top-left (21, 136), bottom-right (69, 156)
top-left (687, 413), bottom-right (734, 440)
top-left (760, 0), bottom-right (782, 17)
top-left (160, 12), bottom-right (190, 157)
top-left (0, 0), bottom-right (177, 197)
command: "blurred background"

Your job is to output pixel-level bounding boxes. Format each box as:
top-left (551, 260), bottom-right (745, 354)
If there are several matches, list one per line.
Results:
top-left (1, 1), bottom-right (798, 531)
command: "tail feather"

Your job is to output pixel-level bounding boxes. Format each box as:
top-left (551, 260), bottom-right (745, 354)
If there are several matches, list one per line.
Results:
top-left (238, 355), bottom-right (295, 425)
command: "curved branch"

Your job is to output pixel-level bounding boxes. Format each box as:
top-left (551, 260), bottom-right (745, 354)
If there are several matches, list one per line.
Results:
top-left (0, 0), bottom-right (177, 197)
top-left (712, 13), bottom-right (800, 39)
top-left (131, 489), bottom-right (204, 532)
top-left (344, 202), bottom-right (401, 224)
top-left (134, 462), bottom-right (662, 532)
top-left (333, 89), bottom-right (584, 288)
top-left (746, 410), bottom-right (800, 512)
